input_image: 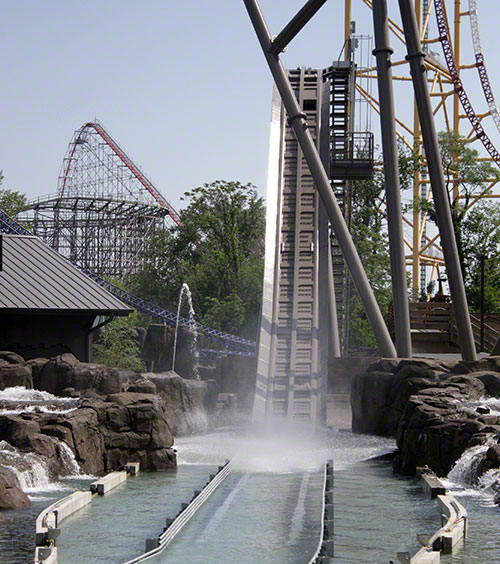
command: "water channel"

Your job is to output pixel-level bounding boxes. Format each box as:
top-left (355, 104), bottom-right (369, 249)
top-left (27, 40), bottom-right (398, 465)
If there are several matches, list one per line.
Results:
top-left (1, 421), bottom-right (499, 562)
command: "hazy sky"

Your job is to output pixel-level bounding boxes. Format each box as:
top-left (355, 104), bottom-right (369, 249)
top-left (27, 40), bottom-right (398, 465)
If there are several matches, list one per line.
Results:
top-left (1, 1), bottom-right (500, 211)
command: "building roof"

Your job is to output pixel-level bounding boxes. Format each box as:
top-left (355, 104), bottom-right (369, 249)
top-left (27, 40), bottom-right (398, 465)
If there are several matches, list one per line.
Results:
top-left (0, 234), bottom-right (132, 315)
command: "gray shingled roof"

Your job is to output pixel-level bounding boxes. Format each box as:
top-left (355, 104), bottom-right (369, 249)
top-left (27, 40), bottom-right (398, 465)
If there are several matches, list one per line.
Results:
top-left (0, 234), bottom-right (132, 315)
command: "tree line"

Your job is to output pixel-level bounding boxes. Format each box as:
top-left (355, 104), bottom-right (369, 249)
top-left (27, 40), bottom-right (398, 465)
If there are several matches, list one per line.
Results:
top-left (1, 130), bottom-right (499, 362)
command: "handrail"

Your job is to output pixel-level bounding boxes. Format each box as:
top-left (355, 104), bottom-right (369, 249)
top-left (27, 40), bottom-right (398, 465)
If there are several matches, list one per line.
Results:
top-left (121, 461), bottom-right (232, 564)
top-left (308, 459), bottom-right (333, 564)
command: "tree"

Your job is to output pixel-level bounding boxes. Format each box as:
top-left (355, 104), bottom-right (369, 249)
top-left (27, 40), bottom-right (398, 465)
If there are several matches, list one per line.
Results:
top-left (0, 171), bottom-right (28, 217)
top-left (418, 131), bottom-right (500, 274)
top-left (129, 180), bottom-right (265, 338)
top-left (460, 202), bottom-right (500, 312)
top-left (346, 143), bottom-right (419, 349)
top-left (92, 311), bottom-right (145, 372)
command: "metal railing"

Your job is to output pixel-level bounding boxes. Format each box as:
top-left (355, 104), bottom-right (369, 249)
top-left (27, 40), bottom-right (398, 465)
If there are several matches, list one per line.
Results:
top-left (308, 459), bottom-right (334, 564)
top-left (0, 207), bottom-right (256, 355)
top-left (121, 461), bottom-right (232, 564)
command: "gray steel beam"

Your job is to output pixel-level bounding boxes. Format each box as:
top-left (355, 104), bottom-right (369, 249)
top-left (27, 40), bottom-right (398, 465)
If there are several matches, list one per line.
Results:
top-left (244, 0), bottom-right (397, 358)
top-left (268, 0), bottom-right (328, 55)
top-left (372, 0), bottom-right (412, 358)
top-left (319, 83), bottom-right (341, 358)
top-left (398, 0), bottom-right (476, 361)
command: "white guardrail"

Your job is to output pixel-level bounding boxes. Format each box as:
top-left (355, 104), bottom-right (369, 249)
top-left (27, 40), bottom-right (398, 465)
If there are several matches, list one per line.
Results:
top-left (121, 460), bottom-right (233, 564)
top-left (396, 471), bottom-right (468, 564)
top-left (34, 462), bottom-right (139, 564)
top-left (307, 459), bottom-right (334, 564)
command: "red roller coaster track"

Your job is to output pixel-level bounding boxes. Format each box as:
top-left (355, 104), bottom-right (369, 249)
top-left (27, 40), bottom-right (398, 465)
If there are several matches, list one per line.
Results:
top-left (434, 0), bottom-right (500, 168)
top-left (58, 122), bottom-right (182, 226)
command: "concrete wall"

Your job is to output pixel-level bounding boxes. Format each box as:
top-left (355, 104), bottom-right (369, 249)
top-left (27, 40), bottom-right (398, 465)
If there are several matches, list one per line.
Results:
top-left (141, 324), bottom-right (203, 378)
top-left (327, 356), bottom-right (379, 394)
top-left (327, 357), bottom-right (379, 429)
top-left (215, 355), bottom-right (257, 412)
top-left (0, 313), bottom-right (95, 362)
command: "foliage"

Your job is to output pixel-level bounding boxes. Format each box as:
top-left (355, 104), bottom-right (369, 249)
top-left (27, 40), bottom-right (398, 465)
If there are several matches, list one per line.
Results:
top-left (129, 180), bottom-right (265, 338)
top-left (0, 171), bottom-right (28, 217)
top-left (347, 143), bottom-right (419, 349)
top-left (460, 202), bottom-right (500, 312)
top-left (417, 131), bottom-right (500, 274)
top-left (92, 311), bottom-right (145, 372)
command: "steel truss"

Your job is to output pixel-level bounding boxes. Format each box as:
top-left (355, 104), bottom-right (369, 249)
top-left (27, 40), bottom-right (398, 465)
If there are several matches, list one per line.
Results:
top-left (355, 0), bottom-right (500, 297)
top-left (21, 122), bottom-right (181, 278)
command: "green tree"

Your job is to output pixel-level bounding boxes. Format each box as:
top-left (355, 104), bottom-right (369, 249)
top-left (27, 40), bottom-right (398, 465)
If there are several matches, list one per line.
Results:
top-left (347, 143), bottom-right (419, 349)
top-left (460, 202), bottom-right (500, 312)
top-left (129, 180), bottom-right (265, 338)
top-left (0, 171), bottom-right (28, 217)
top-left (418, 131), bottom-right (500, 274)
top-left (92, 311), bottom-right (145, 372)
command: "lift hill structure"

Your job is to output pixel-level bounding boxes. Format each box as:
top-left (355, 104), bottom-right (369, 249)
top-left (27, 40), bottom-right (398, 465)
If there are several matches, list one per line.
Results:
top-left (248, 0), bottom-right (478, 423)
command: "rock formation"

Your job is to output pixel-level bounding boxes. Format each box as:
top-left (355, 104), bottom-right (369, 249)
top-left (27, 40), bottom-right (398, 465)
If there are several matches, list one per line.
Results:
top-left (351, 356), bottom-right (500, 489)
top-left (0, 351), bottom-right (213, 510)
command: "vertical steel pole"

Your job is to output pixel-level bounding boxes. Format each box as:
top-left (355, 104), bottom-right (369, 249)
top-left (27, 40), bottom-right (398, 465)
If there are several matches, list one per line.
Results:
top-left (398, 0), bottom-right (476, 361)
top-left (480, 254), bottom-right (485, 352)
top-left (244, 0), bottom-right (397, 358)
top-left (372, 0), bottom-right (412, 358)
top-left (344, 0), bottom-right (352, 61)
top-left (320, 82), bottom-right (342, 358)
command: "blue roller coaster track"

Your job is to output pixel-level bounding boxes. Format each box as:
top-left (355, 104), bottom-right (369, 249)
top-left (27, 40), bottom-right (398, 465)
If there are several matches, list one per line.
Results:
top-left (0, 208), bottom-right (256, 356)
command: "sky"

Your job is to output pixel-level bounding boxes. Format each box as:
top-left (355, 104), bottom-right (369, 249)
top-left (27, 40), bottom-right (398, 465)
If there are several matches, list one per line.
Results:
top-left (1, 1), bottom-right (500, 211)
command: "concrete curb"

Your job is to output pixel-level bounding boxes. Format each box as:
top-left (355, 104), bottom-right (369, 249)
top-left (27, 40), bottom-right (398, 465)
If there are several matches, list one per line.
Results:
top-left (34, 462), bottom-right (139, 564)
top-left (395, 471), bottom-right (468, 564)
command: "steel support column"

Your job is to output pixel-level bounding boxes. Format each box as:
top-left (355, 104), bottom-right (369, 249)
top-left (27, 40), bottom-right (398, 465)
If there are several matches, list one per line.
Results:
top-left (244, 0), bottom-right (397, 358)
top-left (372, 0), bottom-right (412, 358)
top-left (398, 0), bottom-right (476, 361)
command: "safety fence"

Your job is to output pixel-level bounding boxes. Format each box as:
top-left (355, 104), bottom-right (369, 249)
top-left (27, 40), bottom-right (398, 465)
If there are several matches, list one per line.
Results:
top-left (34, 462), bottom-right (139, 564)
top-left (307, 459), bottom-right (334, 564)
top-left (121, 460), bottom-right (232, 564)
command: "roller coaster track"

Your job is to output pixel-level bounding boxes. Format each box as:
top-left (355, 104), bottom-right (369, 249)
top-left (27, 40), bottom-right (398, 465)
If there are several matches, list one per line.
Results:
top-left (0, 208), bottom-right (255, 354)
top-left (468, 0), bottom-right (500, 139)
top-left (58, 122), bottom-right (183, 226)
top-left (434, 0), bottom-right (500, 168)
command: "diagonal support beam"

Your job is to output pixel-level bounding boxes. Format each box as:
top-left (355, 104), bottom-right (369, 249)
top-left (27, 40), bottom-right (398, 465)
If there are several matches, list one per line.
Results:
top-left (398, 0), bottom-right (476, 361)
top-left (268, 0), bottom-right (328, 55)
top-left (244, 0), bottom-right (397, 358)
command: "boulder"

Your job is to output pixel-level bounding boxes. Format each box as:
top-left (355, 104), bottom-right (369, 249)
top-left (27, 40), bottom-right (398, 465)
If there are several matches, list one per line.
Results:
top-left (0, 364), bottom-right (32, 390)
top-left (72, 363), bottom-right (122, 395)
top-left (128, 378), bottom-right (157, 394)
top-left (351, 370), bottom-right (439, 437)
top-left (468, 371), bottom-right (500, 397)
top-left (145, 372), bottom-right (208, 435)
top-left (26, 358), bottom-right (49, 389)
top-left (451, 356), bottom-right (500, 375)
top-left (0, 467), bottom-right (30, 510)
top-left (0, 352), bottom-right (25, 365)
top-left (37, 354), bottom-right (80, 395)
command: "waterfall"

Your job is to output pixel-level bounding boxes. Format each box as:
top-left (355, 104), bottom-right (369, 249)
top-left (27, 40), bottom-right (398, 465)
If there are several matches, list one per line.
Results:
top-left (0, 440), bottom-right (52, 492)
top-left (172, 282), bottom-right (200, 380)
top-left (57, 441), bottom-right (83, 477)
top-left (0, 438), bottom-right (86, 496)
top-left (445, 436), bottom-right (500, 504)
top-left (0, 386), bottom-right (78, 415)
top-left (447, 443), bottom-right (490, 485)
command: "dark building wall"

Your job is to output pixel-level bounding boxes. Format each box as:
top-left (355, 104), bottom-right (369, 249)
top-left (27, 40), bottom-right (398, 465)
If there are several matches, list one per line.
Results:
top-left (0, 313), bottom-right (95, 361)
